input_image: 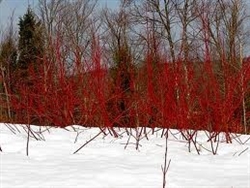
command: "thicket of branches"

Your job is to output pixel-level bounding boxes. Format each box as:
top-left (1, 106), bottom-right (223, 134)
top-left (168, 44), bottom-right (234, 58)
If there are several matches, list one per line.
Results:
top-left (0, 0), bottom-right (250, 135)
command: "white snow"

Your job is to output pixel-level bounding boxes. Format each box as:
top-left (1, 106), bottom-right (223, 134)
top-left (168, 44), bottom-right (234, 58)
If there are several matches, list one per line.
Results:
top-left (0, 123), bottom-right (250, 188)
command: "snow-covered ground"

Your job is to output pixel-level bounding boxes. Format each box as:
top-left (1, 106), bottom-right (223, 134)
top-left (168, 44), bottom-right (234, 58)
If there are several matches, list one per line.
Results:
top-left (0, 123), bottom-right (249, 188)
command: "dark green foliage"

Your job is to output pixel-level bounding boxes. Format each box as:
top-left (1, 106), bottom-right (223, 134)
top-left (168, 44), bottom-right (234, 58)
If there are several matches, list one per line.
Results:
top-left (0, 36), bottom-right (17, 121)
top-left (0, 36), bottom-right (17, 90)
top-left (107, 41), bottom-right (135, 127)
top-left (111, 42), bottom-right (133, 92)
top-left (18, 6), bottom-right (44, 72)
top-left (245, 90), bottom-right (250, 132)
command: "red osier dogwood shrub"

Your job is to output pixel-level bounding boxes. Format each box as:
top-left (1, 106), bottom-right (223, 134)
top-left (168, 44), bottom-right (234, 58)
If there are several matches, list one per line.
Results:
top-left (7, 38), bottom-right (250, 137)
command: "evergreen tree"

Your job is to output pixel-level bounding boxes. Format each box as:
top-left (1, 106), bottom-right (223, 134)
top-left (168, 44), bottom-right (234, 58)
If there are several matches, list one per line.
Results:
top-left (0, 36), bottom-right (17, 88)
top-left (0, 36), bottom-right (17, 121)
top-left (18, 6), bottom-right (44, 74)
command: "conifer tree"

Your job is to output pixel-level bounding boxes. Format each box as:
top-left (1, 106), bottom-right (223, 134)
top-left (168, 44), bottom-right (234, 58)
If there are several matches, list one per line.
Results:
top-left (0, 26), bottom-right (17, 121)
top-left (17, 6), bottom-right (44, 77)
top-left (0, 36), bottom-right (17, 89)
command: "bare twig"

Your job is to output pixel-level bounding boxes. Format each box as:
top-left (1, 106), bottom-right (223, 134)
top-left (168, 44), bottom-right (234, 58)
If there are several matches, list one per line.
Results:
top-left (238, 147), bottom-right (248, 156)
top-left (242, 137), bottom-right (250, 145)
top-left (73, 128), bottom-right (104, 154)
top-left (74, 129), bottom-right (86, 143)
top-left (124, 131), bottom-right (132, 149)
top-left (4, 123), bottom-right (20, 134)
top-left (161, 137), bottom-right (171, 188)
top-left (22, 125), bottom-right (40, 141)
top-left (198, 143), bottom-right (212, 153)
top-left (26, 124), bottom-right (30, 156)
top-left (230, 133), bottom-right (244, 144)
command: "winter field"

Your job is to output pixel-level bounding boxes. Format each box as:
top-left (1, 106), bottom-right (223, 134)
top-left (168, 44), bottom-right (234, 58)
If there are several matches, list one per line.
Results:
top-left (0, 123), bottom-right (249, 188)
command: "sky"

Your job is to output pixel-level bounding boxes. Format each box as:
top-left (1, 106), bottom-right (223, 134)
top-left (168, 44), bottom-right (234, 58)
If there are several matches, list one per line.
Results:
top-left (0, 0), bottom-right (120, 29)
top-left (1, 0), bottom-right (250, 56)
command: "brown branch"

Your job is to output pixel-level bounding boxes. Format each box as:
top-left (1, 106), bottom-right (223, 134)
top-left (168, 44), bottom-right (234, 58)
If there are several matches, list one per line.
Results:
top-left (161, 136), bottom-right (171, 188)
top-left (73, 128), bottom-right (105, 154)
